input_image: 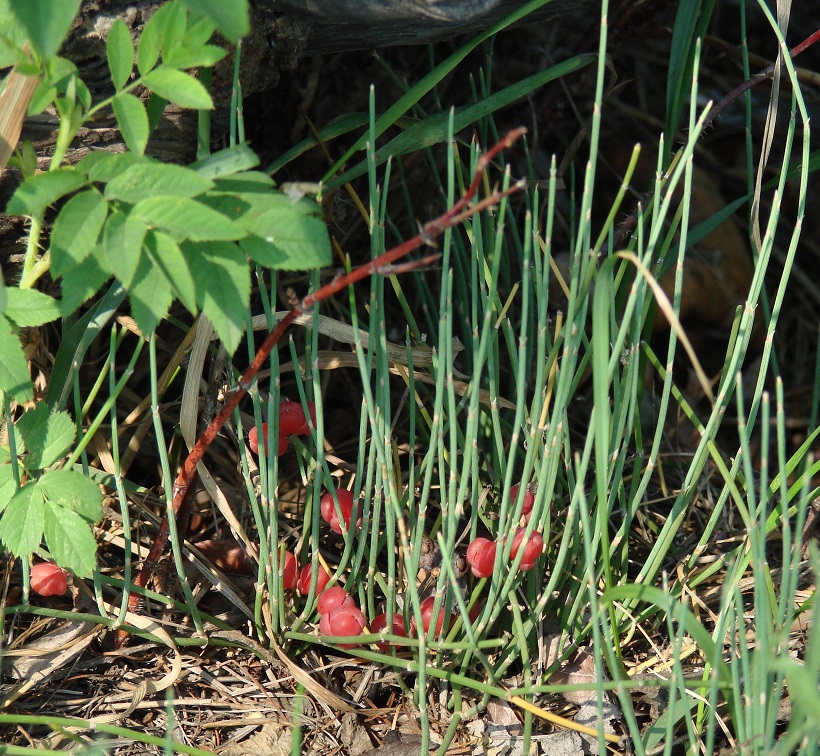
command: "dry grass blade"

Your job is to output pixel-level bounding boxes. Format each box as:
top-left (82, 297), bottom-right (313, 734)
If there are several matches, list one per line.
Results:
top-left (0, 65), bottom-right (37, 174)
top-left (1, 613), bottom-right (101, 707)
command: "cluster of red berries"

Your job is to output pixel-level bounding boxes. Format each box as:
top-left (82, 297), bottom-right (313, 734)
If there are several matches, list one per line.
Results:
top-left (465, 528), bottom-right (544, 579)
top-left (248, 400), bottom-right (316, 457)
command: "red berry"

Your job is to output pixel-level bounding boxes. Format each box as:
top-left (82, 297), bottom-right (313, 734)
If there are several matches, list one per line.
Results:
top-left (411, 595), bottom-right (452, 636)
top-left (319, 604), bottom-right (367, 648)
top-left (30, 562), bottom-right (68, 597)
top-left (248, 425), bottom-right (261, 454)
top-left (279, 401), bottom-right (316, 436)
top-left (466, 537), bottom-right (497, 579)
top-left (248, 424), bottom-right (288, 456)
top-left (510, 528), bottom-right (544, 571)
top-left (320, 489), bottom-right (360, 534)
top-left (281, 550), bottom-right (299, 590)
top-left (296, 562), bottom-right (332, 596)
top-left (370, 612), bottom-right (407, 648)
top-left (316, 585), bottom-right (353, 615)
top-left (510, 482), bottom-right (536, 519)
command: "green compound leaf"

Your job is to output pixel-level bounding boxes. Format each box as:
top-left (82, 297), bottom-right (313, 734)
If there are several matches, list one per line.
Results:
top-left (9, 0), bottom-right (80, 60)
top-left (39, 469), bottom-right (102, 523)
top-left (106, 18), bottom-right (134, 91)
top-left (184, 240), bottom-right (249, 355)
top-left (0, 315), bottom-right (33, 404)
top-left (129, 248), bottom-right (173, 336)
top-left (6, 169), bottom-right (86, 216)
top-left (112, 92), bottom-right (149, 156)
top-left (105, 162), bottom-right (214, 204)
top-left (0, 482), bottom-right (45, 559)
top-left (142, 67), bottom-right (213, 110)
top-left (43, 501), bottom-right (97, 577)
top-left (3, 289), bottom-right (61, 327)
top-left (14, 405), bottom-right (76, 470)
top-left (184, 0), bottom-right (249, 44)
top-left (131, 196), bottom-right (242, 241)
top-left (49, 190), bottom-right (109, 278)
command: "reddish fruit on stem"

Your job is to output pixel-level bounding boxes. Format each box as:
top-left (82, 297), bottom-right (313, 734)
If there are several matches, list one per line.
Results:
top-left (279, 401), bottom-right (316, 436)
top-left (296, 562), bottom-right (332, 596)
top-left (466, 537), bottom-right (497, 579)
top-left (411, 595), bottom-right (452, 636)
top-left (30, 562), bottom-right (68, 597)
top-left (248, 424), bottom-right (288, 456)
top-left (320, 489), bottom-right (361, 534)
top-left (319, 604), bottom-right (367, 648)
top-left (316, 585), bottom-right (353, 615)
top-left (370, 612), bottom-right (407, 648)
top-left (510, 528), bottom-right (544, 571)
top-left (510, 482), bottom-right (536, 520)
top-left (281, 550), bottom-right (299, 589)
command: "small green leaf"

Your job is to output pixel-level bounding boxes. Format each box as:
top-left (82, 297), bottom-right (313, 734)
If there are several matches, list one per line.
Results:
top-left (39, 469), bottom-right (103, 523)
top-left (147, 231), bottom-right (197, 314)
top-left (102, 211), bottom-right (147, 288)
top-left (106, 19), bottom-right (134, 91)
top-left (58, 254), bottom-right (110, 316)
top-left (183, 17), bottom-right (217, 48)
top-left (137, 10), bottom-right (160, 75)
top-left (131, 196), bottom-right (242, 241)
top-left (163, 44), bottom-right (227, 69)
top-left (4, 289), bottom-right (61, 327)
top-left (77, 151), bottom-right (145, 183)
top-left (0, 19), bottom-right (30, 68)
top-left (28, 82), bottom-right (57, 116)
top-left (210, 172), bottom-right (274, 191)
top-left (0, 450), bottom-right (17, 514)
top-left (153, 0), bottom-right (187, 55)
top-left (105, 162), bottom-right (214, 204)
top-left (0, 315), bottom-right (32, 404)
top-left (184, 241), bottom-right (249, 355)
top-left (112, 92), bottom-right (150, 156)
top-left (190, 144), bottom-right (261, 179)
top-left (6, 169), bottom-right (86, 216)
top-left (244, 204), bottom-right (330, 260)
top-left (142, 67), bottom-right (213, 110)
top-left (129, 248), bottom-right (173, 336)
top-left (50, 190), bottom-right (108, 277)
top-left (9, 0), bottom-right (81, 59)
top-left (239, 228), bottom-right (330, 271)
top-left (146, 91), bottom-right (168, 131)
top-left (184, 0), bottom-right (249, 44)
top-left (0, 483), bottom-right (45, 558)
top-left (14, 405), bottom-right (76, 470)
top-left (43, 501), bottom-right (97, 577)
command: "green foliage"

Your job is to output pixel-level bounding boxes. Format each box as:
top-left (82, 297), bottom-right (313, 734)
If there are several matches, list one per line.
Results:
top-left (8, 0), bottom-right (81, 59)
top-left (0, 408), bottom-right (101, 577)
top-left (0, 0), bottom-right (330, 580)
